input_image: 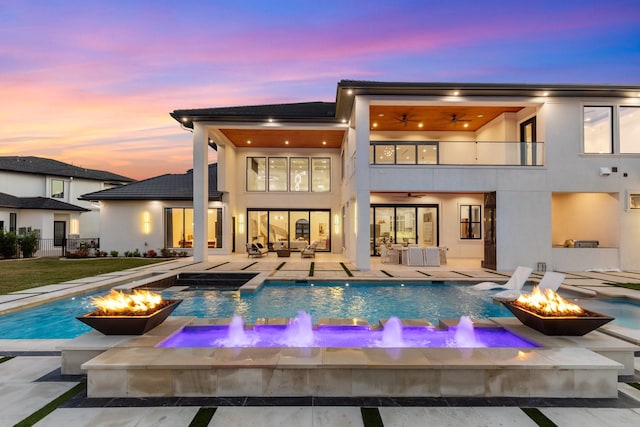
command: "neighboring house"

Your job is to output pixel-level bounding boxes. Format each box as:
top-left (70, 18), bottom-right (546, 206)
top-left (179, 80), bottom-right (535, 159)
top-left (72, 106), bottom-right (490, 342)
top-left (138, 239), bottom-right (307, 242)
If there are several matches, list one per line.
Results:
top-left (80, 165), bottom-right (222, 255)
top-left (0, 156), bottom-right (133, 245)
top-left (165, 80), bottom-right (640, 272)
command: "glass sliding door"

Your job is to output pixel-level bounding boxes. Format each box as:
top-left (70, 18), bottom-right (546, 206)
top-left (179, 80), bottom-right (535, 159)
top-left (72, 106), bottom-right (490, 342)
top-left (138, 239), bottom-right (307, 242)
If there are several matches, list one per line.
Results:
top-left (370, 205), bottom-right (439, 255)
top-left (247, 209), bottom-right (331, 252)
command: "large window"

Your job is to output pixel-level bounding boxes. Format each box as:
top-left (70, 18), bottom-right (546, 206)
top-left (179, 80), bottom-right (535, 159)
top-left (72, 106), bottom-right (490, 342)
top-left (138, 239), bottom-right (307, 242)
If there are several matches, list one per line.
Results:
top-left (164, 208), bottom-right (222, 249)
top-left (51, 179), bottom-right (64, 198)
top-left (247, 156), bottom-right (330, 192)
top-left (290, 158), bottom-right (309, 192)
top-left (268, 158), bottom-right (287, 192)
top-left (583, 106), bottom-right (613, 154)
top-left (620, 106), bottom-right (640, 153)
top-left (247, 209), bottom-right (331, 251)
top-left (370, 205), bottom-right (439, 255)
top-left (247, 157), bottom-right (266, 191)
top-left (370, 142), bottom-right (438, 164)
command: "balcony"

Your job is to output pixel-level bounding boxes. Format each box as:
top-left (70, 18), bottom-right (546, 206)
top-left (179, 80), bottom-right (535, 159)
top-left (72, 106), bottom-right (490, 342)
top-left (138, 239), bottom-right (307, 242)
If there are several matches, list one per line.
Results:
top-left (370, 140), bottom-right (544, 167)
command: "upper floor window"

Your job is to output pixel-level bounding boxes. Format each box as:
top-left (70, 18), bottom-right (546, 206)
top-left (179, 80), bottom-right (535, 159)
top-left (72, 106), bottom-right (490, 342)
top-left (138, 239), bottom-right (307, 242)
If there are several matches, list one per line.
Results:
top-left (370, 142), bottom-right (438, 164)
top-left (583, 106), bottom-right (612, 154)
top-left (620, 106), bottom-right (640, 154)
top-left (51, 179), bottom-right (64, 198)
top-left (247, 156), bottom-right (330, 192)
top-left (311, 158), bottom-right (330, 192)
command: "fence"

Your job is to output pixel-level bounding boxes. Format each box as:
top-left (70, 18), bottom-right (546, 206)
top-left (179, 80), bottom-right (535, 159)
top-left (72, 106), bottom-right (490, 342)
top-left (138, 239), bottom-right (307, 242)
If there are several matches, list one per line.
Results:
top-left (9, 237), bottom-right (101, 258)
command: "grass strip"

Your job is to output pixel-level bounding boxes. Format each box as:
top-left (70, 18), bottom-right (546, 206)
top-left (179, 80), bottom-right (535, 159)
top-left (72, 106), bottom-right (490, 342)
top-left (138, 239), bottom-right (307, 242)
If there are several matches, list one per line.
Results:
top-left (309, 262), bottom-right (315, 277)
top-left (340, 262), bottom-right (354, 277)
top-left (14, 382), bottom-right (86, 427)
top-left (205, 262), bottom-right (229, 270)
top-left (417, 271), bottom-right (431, 276)
top-left (380, 270), bottom-right (393, 277)
top-left (521, 407), bottom-right (557, 427)
top-left (361, 407), bottom-right (384, 427)
top-left (0, 356), bottom-right (13, 363)
top-left (189, 407), bottom-right (217, 427)
top-left (276, 262), bottom-right (286, 270)
top-left (0, 258), bottom-right (168, 294)
top-left (627, 382), bottom-right (640, 391)
top-left (605, 282), bottom-right (640, 291)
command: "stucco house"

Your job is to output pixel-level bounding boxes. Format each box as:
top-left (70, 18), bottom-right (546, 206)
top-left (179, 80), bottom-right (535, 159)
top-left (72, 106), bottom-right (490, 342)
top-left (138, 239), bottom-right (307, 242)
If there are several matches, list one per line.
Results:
top-left (80, 165), bottom-right (222, 255)
top-left (87, 81), bottom-right (640, 272)
top-left (0, 156), bottom-right (133, 246)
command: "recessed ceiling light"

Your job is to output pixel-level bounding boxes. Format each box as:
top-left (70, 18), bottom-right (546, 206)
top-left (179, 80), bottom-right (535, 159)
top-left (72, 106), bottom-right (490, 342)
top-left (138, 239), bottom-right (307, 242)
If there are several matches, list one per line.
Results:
top-left (181, 117), bottom-right (188, 122)
top-left (418, 123), bottom-right (424, 128)
top-left (247, 140), bottom-right (251, 144)
top-left (322, 141), bottom-right (327, 145)
top-left (378, 113), bottom-right (385, 117)
top-left (453, 91), bottom-right (460, 96)
top-left (372, 122), bottom-right (378, 128)
top-left (543, 92), bottom-right (549, 97)
top-left (268, 118), bottom-right (274, 123)
top-left (342, 119), bottom-right (347, 123)
top-left (477, 114), bottom-right (484, 118)
top-left (463, 123), bottom-right (469, 128)
top-left (347, 89), bottom-right (353, 95)
top-left (285, 140), bottom-right (289, 145)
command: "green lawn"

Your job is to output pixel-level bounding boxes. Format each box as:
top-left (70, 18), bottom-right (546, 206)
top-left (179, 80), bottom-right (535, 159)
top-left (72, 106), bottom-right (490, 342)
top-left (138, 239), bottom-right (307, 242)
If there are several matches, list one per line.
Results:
top-left (0, 257), bottom-right (170, 294)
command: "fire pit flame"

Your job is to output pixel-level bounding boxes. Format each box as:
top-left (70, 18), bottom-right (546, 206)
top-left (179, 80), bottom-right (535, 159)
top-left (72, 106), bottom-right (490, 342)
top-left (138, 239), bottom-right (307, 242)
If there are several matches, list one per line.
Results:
top-left (90, 289), bottom-right (165, 316)
top-left (513, 286), bottom-right (584, 317)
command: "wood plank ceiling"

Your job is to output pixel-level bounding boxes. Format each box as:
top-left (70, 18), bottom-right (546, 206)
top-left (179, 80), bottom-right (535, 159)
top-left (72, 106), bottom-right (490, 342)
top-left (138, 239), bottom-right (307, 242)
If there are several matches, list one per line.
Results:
top-left (219, 106), bottom-right (524, 148)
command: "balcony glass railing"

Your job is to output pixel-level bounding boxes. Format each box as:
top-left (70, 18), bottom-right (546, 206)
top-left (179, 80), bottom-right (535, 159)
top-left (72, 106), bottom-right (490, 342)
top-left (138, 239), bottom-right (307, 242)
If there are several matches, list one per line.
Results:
top-left (369, 141), bottom-right (544, 166)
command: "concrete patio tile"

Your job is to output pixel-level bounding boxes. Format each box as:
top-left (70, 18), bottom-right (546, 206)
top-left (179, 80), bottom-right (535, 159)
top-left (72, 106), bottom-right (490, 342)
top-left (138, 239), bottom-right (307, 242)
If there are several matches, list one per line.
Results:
top-left (35, 407), bottom-right (199, 427)
top-left (210, 407), bottom-right (312, 427)
top-left (1, 382), bottom-right (78, 427)
top-left (379, 407), bottom-right (537, 426)
top-left (0, 356), bottom-right (62, 382)
top-left (540, 407), bottom-right (640, 427)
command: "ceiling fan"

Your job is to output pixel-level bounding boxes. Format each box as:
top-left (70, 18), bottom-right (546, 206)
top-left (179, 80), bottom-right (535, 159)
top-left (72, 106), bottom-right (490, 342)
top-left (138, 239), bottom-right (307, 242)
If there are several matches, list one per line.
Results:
top-left (448, 114), bottom-right (472, 126)
top-left (395, 113), bottom-right (421, 127)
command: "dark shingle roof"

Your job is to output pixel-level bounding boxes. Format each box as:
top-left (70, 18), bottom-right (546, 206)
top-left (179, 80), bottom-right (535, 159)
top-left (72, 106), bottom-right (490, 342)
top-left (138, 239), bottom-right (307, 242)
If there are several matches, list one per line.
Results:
top-left (171, 102), bottom-right (337, 128)
top-left (0, 156), bottom-right (134, 183)
top-left (80, 164), bottom-right (221, 201)
top-left (0, 192), bottom-right (88, 211)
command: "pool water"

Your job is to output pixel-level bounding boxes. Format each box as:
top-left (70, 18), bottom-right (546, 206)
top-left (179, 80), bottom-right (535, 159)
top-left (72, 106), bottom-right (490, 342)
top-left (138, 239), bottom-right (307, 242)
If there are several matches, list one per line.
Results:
top-left (0, 281), bottom-right (636, 339)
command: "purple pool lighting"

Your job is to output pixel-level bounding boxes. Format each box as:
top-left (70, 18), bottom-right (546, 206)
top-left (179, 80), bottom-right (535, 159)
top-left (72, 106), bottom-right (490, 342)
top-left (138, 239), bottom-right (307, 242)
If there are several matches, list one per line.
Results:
top-left (158, 314), bottom-right (540, 349)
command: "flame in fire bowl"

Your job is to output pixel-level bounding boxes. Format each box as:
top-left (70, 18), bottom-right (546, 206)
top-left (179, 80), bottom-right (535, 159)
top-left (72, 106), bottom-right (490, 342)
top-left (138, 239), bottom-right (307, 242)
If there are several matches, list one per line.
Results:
top-left (502, 287), bottom-right (613, 336)
top-left (76, 290), bottom-right (182, 335)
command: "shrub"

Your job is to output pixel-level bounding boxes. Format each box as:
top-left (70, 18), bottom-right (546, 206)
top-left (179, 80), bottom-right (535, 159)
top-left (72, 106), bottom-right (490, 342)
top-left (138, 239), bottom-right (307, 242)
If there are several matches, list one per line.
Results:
top-left (0, 230), bottom-right (18, 259)
top-left (124, 250), bottom-right (131, 257)
top-left (160, 248), bottom-right (176, 257)
top-left (18, 231), bottom-right (39, 258)
top-left (110, 250), bottom-right (119, 257)
top-left (146, 249), bottom-right (157, 258)
top-left (132, 249), bottom-right (141, 257)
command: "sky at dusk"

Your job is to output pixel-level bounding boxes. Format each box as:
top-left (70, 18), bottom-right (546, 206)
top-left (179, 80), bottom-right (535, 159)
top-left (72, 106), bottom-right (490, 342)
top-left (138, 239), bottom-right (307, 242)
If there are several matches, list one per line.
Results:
top-left (1, 0), bottom-right (639, 180)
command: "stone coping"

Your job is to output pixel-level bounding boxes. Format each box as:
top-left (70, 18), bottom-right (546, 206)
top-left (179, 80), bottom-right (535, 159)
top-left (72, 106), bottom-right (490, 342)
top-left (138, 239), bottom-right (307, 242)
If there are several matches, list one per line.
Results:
top-left (81, 317), bottom-right (626, 372)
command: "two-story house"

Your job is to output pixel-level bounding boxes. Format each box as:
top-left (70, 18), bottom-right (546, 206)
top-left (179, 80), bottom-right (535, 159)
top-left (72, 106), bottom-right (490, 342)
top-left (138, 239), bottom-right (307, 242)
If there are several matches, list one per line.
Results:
top-left (0, 156), bottom-right (133, 247)
top-left (84, 81), bottom-right (640, 272)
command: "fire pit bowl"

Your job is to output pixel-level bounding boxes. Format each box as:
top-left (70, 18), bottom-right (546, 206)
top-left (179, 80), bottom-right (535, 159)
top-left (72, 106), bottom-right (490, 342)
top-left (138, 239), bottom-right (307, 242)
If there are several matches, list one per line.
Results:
top-left (502, 301), bottom-right (613, 336)
top-left (77, 299), bottom-right (182, 335)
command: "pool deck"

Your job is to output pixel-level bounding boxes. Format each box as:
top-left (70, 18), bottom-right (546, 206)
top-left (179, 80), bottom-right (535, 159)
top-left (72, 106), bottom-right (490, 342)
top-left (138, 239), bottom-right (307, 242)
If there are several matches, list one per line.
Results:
top-left (2, 254), bottom-right (640, 426)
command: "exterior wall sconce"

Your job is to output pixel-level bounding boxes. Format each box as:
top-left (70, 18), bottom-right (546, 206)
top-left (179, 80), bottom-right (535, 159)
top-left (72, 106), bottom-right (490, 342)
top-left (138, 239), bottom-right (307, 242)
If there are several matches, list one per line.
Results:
top-left (334, 214), bottom-right (340, 234)
top-left (143, 212), bottom-right (151, 234)
top-left (238, 214), bottom-right (244, 234)
top-left (70, 219), bottom-right (79, 235)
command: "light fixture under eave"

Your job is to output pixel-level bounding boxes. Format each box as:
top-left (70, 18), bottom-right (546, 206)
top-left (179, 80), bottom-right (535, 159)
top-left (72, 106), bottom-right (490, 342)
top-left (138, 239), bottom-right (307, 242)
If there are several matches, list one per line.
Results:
top-left (238, 214), bottom-right (245, 234)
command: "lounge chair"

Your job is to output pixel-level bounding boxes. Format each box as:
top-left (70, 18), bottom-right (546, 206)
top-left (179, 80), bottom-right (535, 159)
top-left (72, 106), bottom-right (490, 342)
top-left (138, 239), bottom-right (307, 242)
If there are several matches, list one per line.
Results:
top-left (536, 271), bottom-right (565, 292)
top-left (246, 242), bottom-right (268, 258)
top-left (472, 266), bottom-right (533, 299)
top-left (301, 242), bottom-right (317, 258)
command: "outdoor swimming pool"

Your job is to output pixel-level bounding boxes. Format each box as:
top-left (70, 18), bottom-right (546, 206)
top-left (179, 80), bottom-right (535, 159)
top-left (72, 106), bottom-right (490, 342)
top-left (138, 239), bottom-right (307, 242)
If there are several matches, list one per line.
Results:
top-left (0, 281), bottom-right (637, 339)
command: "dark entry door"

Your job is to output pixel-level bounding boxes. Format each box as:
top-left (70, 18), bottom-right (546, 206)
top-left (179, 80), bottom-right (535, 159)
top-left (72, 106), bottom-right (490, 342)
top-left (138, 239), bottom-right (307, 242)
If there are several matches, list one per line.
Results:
top-left (54, 221), bottom-right (66, 247)
top-left (481, 192), bottom-right (496, 269)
